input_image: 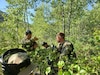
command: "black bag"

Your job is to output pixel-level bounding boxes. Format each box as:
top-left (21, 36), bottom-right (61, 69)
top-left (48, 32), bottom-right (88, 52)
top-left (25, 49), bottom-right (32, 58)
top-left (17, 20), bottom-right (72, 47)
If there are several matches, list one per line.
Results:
top-left (0, 48), bottom-right (31, 75)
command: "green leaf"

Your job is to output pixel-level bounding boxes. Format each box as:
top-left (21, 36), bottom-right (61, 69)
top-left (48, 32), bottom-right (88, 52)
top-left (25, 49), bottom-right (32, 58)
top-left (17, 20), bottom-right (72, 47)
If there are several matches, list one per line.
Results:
top-left (45, 67), bottom-right (51, 75)
top-left (63, 71), bottom-right (71, 75)
top-left (57, 60), bottom-right (65, 68)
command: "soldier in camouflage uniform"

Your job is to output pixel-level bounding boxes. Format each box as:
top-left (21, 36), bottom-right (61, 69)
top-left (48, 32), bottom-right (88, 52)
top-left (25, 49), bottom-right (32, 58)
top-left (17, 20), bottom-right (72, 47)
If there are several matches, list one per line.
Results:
top-left (49, 32), bottom-right (76, 75)
top-left (56, 32), bottom-right (76, 60)
top-left (21, 30), bottom-right (38, 51)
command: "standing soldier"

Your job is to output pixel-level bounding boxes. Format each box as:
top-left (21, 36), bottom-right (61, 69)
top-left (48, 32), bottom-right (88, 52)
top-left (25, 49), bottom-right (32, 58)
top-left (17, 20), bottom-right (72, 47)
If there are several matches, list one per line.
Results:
top-left (21, 30), bottom-right (38, 51)
top-left (54, 32), bottom-right (76, 74)
top-left (56, 32), bottom-right (76, 60)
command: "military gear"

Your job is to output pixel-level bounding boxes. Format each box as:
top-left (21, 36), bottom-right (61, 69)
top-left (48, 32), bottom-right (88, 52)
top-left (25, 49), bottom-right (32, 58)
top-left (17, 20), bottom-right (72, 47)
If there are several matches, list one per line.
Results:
top-left (0, 48), bottom-right (41, 75)
top-left (57, 40), bottom-right (76, 60)
top-left (42, 42), bottom-right (47, 46)
top-left (26, 30), bottom-right (32, 35)
top-left (0, 48), bottom-right (31, 75)
top-left (22, 38), bottom-right (37, 51)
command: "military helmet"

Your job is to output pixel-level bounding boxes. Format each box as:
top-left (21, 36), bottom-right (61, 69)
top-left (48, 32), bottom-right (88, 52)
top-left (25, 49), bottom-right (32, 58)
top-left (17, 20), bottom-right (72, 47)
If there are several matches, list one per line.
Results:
top-left (0, 48), bottom-right (31, 75)
top-left (26, 30), bottom-right (32, 35)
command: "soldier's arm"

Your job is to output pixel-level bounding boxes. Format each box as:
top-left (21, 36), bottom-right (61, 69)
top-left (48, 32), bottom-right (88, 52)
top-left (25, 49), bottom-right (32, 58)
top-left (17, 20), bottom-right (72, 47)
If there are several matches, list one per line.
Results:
top-left (60, 43), bottom-right (72, 57)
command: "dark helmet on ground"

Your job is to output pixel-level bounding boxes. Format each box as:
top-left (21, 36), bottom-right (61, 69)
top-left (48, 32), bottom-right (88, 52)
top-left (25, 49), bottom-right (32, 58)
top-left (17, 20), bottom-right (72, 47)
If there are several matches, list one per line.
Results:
top-left (25, 30), bottom-right (32, 35)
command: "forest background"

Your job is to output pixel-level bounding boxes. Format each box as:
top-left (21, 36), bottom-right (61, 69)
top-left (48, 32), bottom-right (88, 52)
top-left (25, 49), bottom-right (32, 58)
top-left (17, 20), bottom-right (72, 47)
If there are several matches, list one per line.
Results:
top-left (0, 0), bottom-right (100, 75)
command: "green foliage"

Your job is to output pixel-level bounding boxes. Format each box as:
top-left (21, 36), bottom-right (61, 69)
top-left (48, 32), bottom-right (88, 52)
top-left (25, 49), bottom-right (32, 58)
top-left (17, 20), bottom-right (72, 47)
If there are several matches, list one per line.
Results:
top-left (57, 60), bottom-right (65, 69)
top-left (45, 67), bottom-right (51, 75)
top-left (0, 0), bottom-right (100, 75)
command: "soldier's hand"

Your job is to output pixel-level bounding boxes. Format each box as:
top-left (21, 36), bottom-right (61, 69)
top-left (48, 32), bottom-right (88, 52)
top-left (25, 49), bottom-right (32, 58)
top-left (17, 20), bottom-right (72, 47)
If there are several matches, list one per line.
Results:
top-left (34, 37), bottom-right (38, 41)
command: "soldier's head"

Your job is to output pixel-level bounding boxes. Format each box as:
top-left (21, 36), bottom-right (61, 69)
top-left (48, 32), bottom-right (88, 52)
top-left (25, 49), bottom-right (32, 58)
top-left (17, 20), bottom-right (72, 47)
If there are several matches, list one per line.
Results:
top-left (25, 30), bottom-right (32, 39)
top-left (56, 32), bottom-right (65, 43)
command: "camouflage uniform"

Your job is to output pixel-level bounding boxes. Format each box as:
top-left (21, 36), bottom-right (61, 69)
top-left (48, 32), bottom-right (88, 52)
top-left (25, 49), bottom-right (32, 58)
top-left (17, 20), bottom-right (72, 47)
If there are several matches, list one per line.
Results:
top-left (57, 40), bottom-right (76, 60)
top-left (21, 38), bottom-right (35, 51)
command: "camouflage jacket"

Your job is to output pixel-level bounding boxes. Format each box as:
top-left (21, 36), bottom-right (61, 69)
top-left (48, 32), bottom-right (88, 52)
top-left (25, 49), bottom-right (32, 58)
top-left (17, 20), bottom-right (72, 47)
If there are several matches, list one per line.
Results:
top-left (21, 38), bottom-right (35, 51)
top-left (57, 40), bottom-right (74, 59)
